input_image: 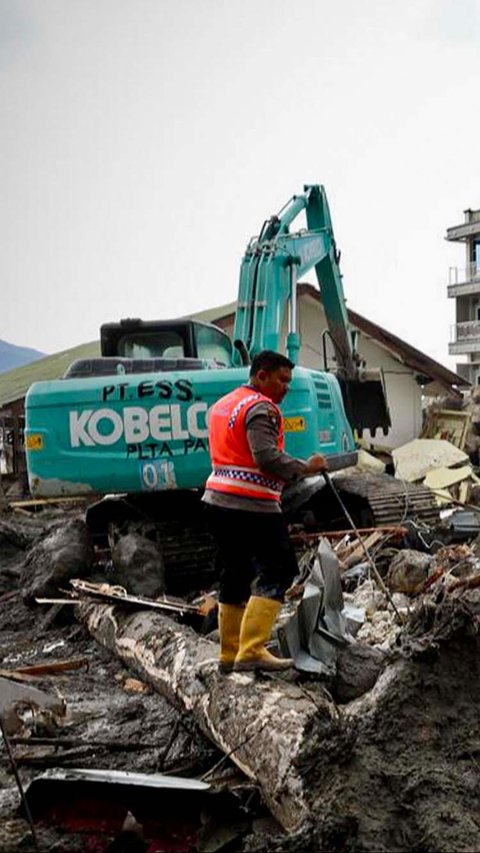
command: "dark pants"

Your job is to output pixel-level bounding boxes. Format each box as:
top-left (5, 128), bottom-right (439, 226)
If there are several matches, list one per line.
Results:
top-left (205, 504), bottom-right (298, 604)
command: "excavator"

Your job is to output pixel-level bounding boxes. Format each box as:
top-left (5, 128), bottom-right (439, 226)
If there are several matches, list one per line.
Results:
top-left (24, 185), bottom-right (437, 592)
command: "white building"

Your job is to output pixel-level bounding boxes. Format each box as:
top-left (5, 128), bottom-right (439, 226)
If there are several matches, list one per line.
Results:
top-left (196, 283), bottom-right (468, 449)
top-left (447, 208), bottom-right (480, 385)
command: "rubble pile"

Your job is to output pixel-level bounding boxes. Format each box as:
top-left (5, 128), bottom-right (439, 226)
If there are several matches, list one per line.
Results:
top-left (2, 484), bottom-right (480, 851)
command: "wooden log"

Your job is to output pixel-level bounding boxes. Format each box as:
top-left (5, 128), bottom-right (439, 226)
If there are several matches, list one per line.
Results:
top-left (77, 602), bottom-right (344, 832)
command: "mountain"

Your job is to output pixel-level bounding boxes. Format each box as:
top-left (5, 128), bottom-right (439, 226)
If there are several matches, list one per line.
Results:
top-left (0, 339), bottom-right (46, 375)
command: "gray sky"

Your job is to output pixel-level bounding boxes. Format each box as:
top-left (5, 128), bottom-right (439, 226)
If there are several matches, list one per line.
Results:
top-left (1, 0), bottom-right (479, 369)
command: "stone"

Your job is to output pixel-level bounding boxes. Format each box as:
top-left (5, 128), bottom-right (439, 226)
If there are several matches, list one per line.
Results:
top-left (386, 549), bottom-right (433, 595)
top-left (111, 533), bottom-right (165, 598)
top-left (21, 518), bottom-right (94, 604)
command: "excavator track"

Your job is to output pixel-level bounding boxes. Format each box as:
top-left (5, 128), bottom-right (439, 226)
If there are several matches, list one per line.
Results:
top-left (331, 472), bottom-right (440, 529)
top-left (87, 491), bottom-right (217, 596)
top-left (87, 474), bottom-right (440, 596)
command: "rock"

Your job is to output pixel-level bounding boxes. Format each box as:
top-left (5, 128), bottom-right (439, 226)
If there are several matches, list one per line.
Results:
top-left (21, 518), bottom-right (94, 604)
top-left (386, 549), bottom-right (433, 595)
top-left (111, 533), bottom-right (165, 598)
top-left (334, 643), bottom-right (387, 703)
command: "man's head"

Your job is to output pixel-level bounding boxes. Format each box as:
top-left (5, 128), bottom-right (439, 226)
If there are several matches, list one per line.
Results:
top-left (249, 351), bottom-right (294, 404)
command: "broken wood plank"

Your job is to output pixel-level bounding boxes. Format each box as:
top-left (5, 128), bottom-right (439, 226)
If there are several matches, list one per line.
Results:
top-left (290, 525), bottom-right (408, 543)
top-left (14, 658), bottom-right (89, 677)
top-left (9, 497), bottom-right (89, 508)
top-left (70, 579), bottom-right (200, 614)
top-left (77, 602), bottom-right (342, 832)
top-left (341, 530), bottom-right (384, 569)
top-left (16, 746), bottom-right (96, 766)
top-left (0, 669), bottom-right (37, 684)
top-left (11, 736), bottom-right (159, 751)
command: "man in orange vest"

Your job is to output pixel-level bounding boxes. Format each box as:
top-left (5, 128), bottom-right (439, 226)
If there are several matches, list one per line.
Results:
top-left (203, 350), bottom-right (328, 673)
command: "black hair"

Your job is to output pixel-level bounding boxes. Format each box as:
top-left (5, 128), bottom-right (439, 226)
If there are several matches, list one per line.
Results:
top-left (249, 350), bottom-right (295, 377)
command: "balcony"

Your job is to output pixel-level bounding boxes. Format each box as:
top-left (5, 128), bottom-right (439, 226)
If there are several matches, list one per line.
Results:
top-left (447, 263), bottom-right (480, 297)
top-left (449, 319), bottom-right (480, 355)
top-left (446, 211), bottom-right (480, 241)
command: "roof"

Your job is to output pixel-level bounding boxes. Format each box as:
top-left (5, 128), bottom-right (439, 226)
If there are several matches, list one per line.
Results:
top-left (193, 283), bottom-right (468, 391)
top-left (0, 288), bottom-right (468, 408)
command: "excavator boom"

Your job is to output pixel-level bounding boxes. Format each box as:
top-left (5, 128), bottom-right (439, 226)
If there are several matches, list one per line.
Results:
top-left (233, 185), bottom-right (390, 435)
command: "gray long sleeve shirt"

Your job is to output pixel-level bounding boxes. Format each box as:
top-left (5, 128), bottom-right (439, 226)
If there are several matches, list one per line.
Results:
top-left (203, 400), bottom-right (309, 513)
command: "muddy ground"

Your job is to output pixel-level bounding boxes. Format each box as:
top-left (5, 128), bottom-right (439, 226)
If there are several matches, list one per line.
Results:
top-left (3, 506), bottom-right (480, 852)
top-left (0, 509), bottom-right (246, 852)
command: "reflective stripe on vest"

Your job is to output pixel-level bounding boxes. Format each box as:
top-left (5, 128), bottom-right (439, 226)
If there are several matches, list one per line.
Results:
top-left (205, 385), bottom-right (284, 503)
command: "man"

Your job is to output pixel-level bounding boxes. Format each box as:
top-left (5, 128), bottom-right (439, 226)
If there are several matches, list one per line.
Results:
top-left (203, 350), bottom-right (328, 673)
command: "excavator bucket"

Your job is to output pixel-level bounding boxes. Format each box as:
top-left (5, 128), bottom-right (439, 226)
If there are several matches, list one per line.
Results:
top-left (338, 371), bottom-right (391, 437)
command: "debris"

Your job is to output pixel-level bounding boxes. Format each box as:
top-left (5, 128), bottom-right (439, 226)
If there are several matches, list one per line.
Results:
top-left (22, 768), bottom-right (256, 853)
top-left (69, 579), bottom-right (200, 614)
top-left (0, 676), bottom-right (66, 736)
top-left (122, 678), bottom-right (151, 695)
top-left (446, 508), bottom-right (480, 540)
top-left (0, 713), bottom-right (40, 853)
top-left (103, 810), bottom-right (148, 853)
top-left (278, 540), bottom-right (351, 676)
top-left (356, 449), bottom-right (386, 474)
top-left (393, 438), bottom-right (469, 482)
top-left (386, 549), bottom-right (433, 595)
top-left (338, 529), bottom-right (384, 568)
top-left (17, 746), bottom-right (97, 767)
top-left (10, 735), bottom-right (160, 751)
top-left (423, 464), bottom-right (473, 491)
top-left (77, 600), bottom-right (343, 832)
top-left (421, 408), bottom-right (472, 451)
top-left (12, 657), bottom-right (89, 677)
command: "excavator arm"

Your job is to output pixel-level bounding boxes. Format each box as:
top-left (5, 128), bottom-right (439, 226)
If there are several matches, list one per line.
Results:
top-left (232, 184), bottom-right (390, 435)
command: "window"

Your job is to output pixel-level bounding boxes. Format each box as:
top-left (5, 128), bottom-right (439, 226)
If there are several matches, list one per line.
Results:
top-left (195, 325), bottom-right (232, 366)
top-left (117, 331), bottom-right (185, 359)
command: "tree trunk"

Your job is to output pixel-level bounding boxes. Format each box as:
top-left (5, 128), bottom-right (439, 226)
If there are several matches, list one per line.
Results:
top-left (77, 602), bottom-right (345, 832)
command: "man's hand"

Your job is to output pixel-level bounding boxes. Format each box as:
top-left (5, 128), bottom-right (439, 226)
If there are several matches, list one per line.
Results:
top-left (304, 453), bottom-right (329, 475)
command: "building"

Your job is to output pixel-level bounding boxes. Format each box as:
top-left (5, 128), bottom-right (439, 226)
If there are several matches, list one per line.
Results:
top-left (447, 208), bottom-right (480, 384)
top-left (196, 284), bottom-right (468, 449)
top-left (0, 288), bottom-right (469, 477)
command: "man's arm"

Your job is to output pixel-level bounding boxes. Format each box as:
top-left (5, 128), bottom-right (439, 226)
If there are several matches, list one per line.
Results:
top-left (245, 403), bottom-right (327, 483)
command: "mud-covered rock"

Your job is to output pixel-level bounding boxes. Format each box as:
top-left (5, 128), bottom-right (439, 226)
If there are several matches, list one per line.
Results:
top-left (111, 533), bottom-right (165, 597)
top-left (386, 549), bottom-right (433, 594)
top-left (0, 515), bottom-right (50, 592)
top-left (333, 642), bottom-right (387, 703)
top-left (21, 518), bottom-right (94, 604)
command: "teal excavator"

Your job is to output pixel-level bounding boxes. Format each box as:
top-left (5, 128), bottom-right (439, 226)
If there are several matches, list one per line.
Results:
top-left (25, 185), bottom-right (436, 591)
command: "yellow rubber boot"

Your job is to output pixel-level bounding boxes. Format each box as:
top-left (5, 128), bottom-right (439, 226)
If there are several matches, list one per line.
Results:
top-left (218, 603), bottom-right (246, 674)
top-left (233, 596), bottom-right (293, 672)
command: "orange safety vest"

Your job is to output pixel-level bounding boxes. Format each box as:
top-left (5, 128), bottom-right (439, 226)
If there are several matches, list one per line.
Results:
top-left (205, 385), bottom-right (285, 503)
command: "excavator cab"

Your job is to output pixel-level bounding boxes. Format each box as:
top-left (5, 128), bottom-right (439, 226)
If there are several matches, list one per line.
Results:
top-left (101, 318), bottom-right (233, 366)
top-left (64, 319), bottom-right (234, 380)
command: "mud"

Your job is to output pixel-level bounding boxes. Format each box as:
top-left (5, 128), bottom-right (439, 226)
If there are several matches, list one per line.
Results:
top-left (0, 511), bottom-right (221, 852)
top-left (3, 508), bottom-right (480, 851)
top-left (285, 589), bottom-right (480, 853)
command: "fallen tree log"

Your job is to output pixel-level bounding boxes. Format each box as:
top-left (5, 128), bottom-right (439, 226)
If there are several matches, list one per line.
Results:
top-left (77, 602), bottom-right (348, 832)
top-left (78, 586), bottom-right (480, 852)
